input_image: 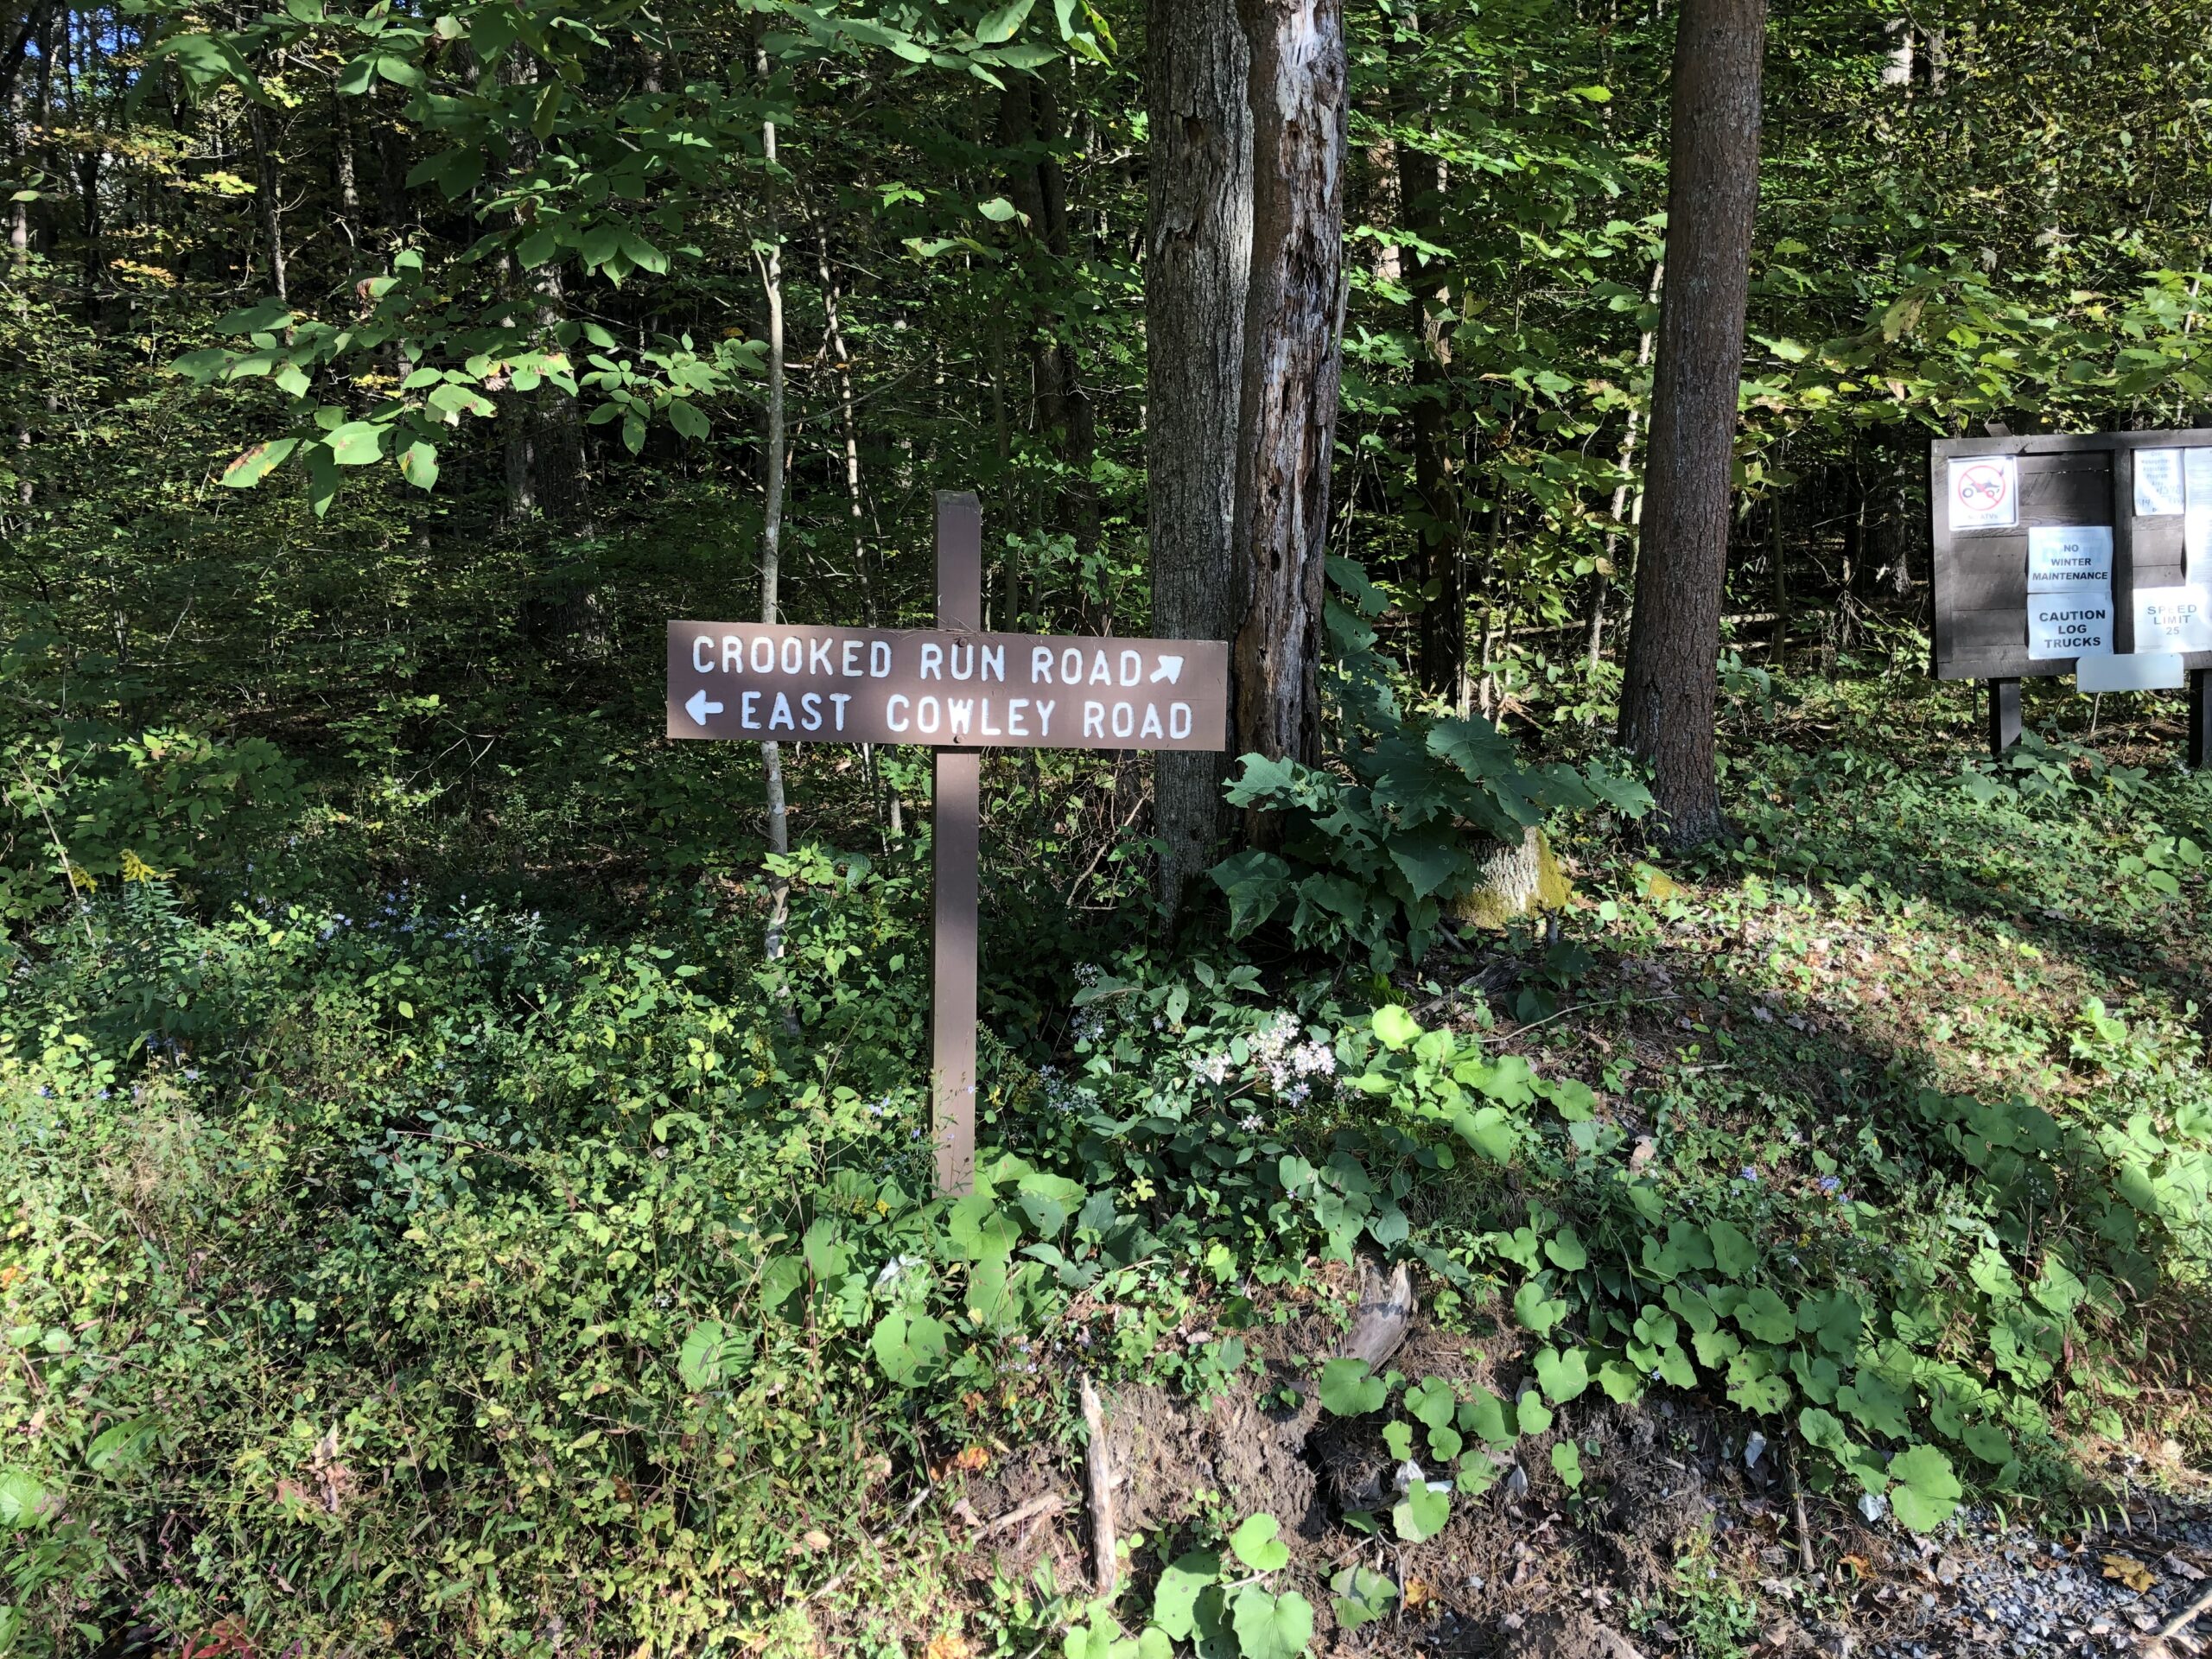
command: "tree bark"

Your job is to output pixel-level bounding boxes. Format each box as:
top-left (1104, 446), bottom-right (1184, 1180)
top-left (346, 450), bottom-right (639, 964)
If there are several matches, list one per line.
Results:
top-left (756, 48), bottom-right (791, 966)
top-left (1393, 11), bottom-right (1459, 702)
top-left (1616, 0), bottom-right (1765, 845)
top-left (1230, 0), bottom-right (1347, 792)
top-left (1147, 0), bottom-right (1251, 915)
top-left (248, 105), bottom-right (286, 303)
top-left (1586, 259), bottom-right (1662, 676)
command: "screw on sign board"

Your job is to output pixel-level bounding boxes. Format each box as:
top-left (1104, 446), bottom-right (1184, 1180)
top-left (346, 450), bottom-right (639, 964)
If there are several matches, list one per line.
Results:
top-left (670, 493), bottom-right (1230, 1195)
top-left (1928, 431), bottom-right (2212, 768)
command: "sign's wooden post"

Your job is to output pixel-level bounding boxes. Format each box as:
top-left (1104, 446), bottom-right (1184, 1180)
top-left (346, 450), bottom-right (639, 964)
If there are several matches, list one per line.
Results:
top-left (664, 493), bottom-right (1228, 1199)
top-left (2192, 668), bottom-right (2210, 770)
top-left (931, 492), bottom-right (982, 1196)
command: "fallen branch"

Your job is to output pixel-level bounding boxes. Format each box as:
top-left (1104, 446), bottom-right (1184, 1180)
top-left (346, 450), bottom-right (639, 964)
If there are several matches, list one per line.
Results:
top-left (2146, 1580), bottom-right (2212, 1657)
top-left (1080, 1373), bottom-right (1116, 1596)
top-left (976, 1491), bottom-right (1065, 1538)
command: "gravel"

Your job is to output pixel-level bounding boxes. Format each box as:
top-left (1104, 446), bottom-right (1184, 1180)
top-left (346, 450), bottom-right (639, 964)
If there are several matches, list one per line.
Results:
top-left (1863, 1504), bottom-right (2212, 1658)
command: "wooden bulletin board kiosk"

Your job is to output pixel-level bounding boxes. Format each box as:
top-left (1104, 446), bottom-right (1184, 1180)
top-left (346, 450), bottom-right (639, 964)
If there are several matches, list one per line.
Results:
top-left (1928, 429), bottom-right (2212, 766)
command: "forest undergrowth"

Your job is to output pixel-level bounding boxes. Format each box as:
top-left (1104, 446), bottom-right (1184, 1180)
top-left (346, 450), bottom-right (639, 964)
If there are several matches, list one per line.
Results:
top-left (3, 653), bottom-right (2209, 1658)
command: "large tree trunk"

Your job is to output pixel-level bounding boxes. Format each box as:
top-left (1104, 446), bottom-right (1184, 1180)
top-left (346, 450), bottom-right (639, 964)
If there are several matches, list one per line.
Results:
top-left (755, 48), bottom-right (791, 969)
top-left (1147, 0), bottom-right (1251, 915)
top-left (1230, 0), bottom-right (1347, 792)
top-left (1615, 0), bottom-right (1765, 845)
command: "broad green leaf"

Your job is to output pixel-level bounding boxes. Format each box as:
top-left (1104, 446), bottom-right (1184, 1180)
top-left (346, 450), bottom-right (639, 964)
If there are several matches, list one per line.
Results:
top-left (1392, 1479), bottom-right (1449, 1542)
top-left (1317, 1357), bottom-right (1387, 1417)
top-left (868, 1309), bottom-right (948, 1386)
top-left (1331, 1564), bottom-right (1398, 1631)
top-left (1889, 1445), bottom-right (1962, 1532)
top-left (1402, 1376), bottom-right (1455, 1429)
top-left (1516, 1394), bottom-right (1554, 1435)
top-left (1550, 1440), bottom-right (1583, 1490)
top-left (1533, 1345), bottom-right (1590, 1404)
top-left (1544, 1225), bottom-right (1588, 1270)
top-left (1370, 1004), bottom-right (1421, 1049)
top-left (399, 440), bottom-right (439, 490)
top-left (1228, 1511), bottom-right (1289, 1573)
top-left (1961, 1423), bottom-right (2014, 1465)
top-left (1457, 1386), bottom-right (1516, 1446)
top-left (221, 436), bottom-right (298, 488)
top-left (1149, 1549), bottom-right (1218, 1640)
top-left (1733, 1287), bottom-right (1796, 1344)
top-left (1230, 1586), bottom-right (1313, 1659)
top-left (327, 421), bottom-right (384, 467)
top-left (1707, 1219), bottom-right (1758, 1278)
top-left (1513, 1278), bottom-right (1569, 1338)
top-left (976, 0), bottom-right (1036, 44)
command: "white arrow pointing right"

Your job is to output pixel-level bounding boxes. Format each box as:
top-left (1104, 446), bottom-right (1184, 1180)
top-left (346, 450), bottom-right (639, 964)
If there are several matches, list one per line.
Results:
top-left (685, 688), bottom-right (724, 727)
top-left (1149, 655), bottom-right (1185, 685)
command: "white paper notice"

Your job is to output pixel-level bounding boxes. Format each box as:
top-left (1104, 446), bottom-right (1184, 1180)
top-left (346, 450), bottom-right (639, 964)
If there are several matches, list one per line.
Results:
top-left (2025, 524), bottom-right (2113, 588)
top-left (2186, 448), bottom-right (2212, 576)
top-left (1948, 455), bottom-right (2018, 530)
top-left (2134, 448), bottom-right (2184, 517)
top-left (2027, 589), bottom-right (2113, 658)
top-left (2133, 585), bottom-right (2212, 653)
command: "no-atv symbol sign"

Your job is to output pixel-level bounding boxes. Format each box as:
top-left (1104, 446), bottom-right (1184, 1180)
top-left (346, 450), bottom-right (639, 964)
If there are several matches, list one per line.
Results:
top-left (1947, 454), bottom-right (2018, 531)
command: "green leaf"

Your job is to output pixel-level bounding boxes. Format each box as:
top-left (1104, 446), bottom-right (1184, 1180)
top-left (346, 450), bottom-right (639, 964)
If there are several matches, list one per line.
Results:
top-left (0, 1468), bottom-right (48, 1529)
top-left (1370, 1004), bottom-right (1421, 1049)
top-left (1889, 1445), bottom-right (1962, 1532)
top-left (1550, 1440), bottom-right (1583, 1490)
top-left (1317, 1357), bottom-right (1387, 1417)
top-left (1211, 849), bottom-right (1292, 938)
top-left (677, 1321), bottom-right (728, 1390)
top-left (1596, 1359), bottom-right (1645, 1403)
top-left (1707, 1219), bottom-right (1758, 1278)
top-left (1544, 1225), bottom-right (1588, 1270)
top-left (1331, 1564), bottom-right (1398, 1632)
top-left (1382, 1420), bottom-right (1414, 1460)
top-left (1961, 1423), bottom-right (2014, 1466)
top-left (1516, 1394), bottom-right (1554, 1435)
top-left (1453, 1106), bottom-right (1518, 1164)
top-left (1402, 1376), bottom-right (1455, 1430)
top-left (868, 1309), bottom-right (948, 1386)
top-left (326, 421), bottom-right (385, 467)
top-left (221, 436), bottom-right (298, 488)
top-left (976, 0), bottom-right (1035, 43)
top-left (1733, 1287), bottom-right (1797, 1344)
top-left (1230, 1586), bottom-right (1313, 1659)
top-left (398, 440), bottom-right (439, 491)
top-left (1533, 1345), bottom-right (1590, 1404)
top-left (1150, 1549), bottom-right (1218, 1640)
top-left (1457, 1386), bottom-right (1516, 1447)
top-left (976, 194), bottom-right (1024, 223)
top-left (667, 398), bottom-right (709, 441)
top-left (1392, 1479), bottom-right (1449, 1542)
top-left (1513, 1279), bottom-right (1569, 1338)
top-left (1838, 1371), bottom-right (1912, 1440)
top-left (1229, 1511), bottom-right (1291, 1574)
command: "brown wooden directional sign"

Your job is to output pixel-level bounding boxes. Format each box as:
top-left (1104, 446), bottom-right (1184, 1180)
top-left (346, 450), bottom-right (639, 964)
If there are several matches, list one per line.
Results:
top-left (665, 622), bottom-right (1230, 751)
top-left (669, 493), bottom-right (1230, 1197)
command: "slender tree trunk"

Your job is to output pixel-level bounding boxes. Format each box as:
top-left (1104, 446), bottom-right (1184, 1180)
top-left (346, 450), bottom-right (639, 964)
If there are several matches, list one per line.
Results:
top-left (331, 74), bottom-right (359, 247)
top-left (1769, 480), bottom-right (1789, 668)
top-left (1393, 11), bottom-right (1460, 702)
top-left (1230, 0), bottom-right (1348, 802)
top-left (1616, 0), bottom-right (1765, 845)
top-left (756, 48), bottom-right (791, 966)
top-left (1147, 0), bottom-right (1252, 914)
top-left (249, 106), bottom-right (285, 302)
top-left (1585, 260), bottom-right (1662, 676)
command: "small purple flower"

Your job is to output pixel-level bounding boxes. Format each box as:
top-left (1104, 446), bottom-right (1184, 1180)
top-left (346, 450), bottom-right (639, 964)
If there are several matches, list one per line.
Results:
top-left (1739, 1166), bottom-right (1758, 1182)
top-left (1816, 1175), bottom-right (1840, 1194)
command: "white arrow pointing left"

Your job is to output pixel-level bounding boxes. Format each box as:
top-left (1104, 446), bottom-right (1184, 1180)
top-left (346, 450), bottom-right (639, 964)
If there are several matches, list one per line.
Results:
top-left (685, 688), bottom-right (724, 727)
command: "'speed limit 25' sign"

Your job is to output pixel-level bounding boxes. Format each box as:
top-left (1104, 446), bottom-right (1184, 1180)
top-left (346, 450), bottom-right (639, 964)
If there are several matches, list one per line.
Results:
top-left (666, 493), bottom-right (1230, 1197)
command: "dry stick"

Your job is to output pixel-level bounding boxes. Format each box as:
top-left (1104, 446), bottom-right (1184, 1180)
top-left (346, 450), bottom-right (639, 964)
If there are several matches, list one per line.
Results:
top-left (975, 1492), bottom-right (1064, 1538)
top-left (1786, 1440), bottom-right (1817, 1574)
top-left (2151, 1581), bottom-right (2212, 1656)
top-left (1079, 1373), bottom-right (1116, 1597)
top-left (15, 757), bottom-right (95, 948)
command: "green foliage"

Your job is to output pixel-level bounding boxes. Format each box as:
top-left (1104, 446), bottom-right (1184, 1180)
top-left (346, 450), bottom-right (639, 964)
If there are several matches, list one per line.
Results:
top-left (1212, 563), bottom-right (1649, 973)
